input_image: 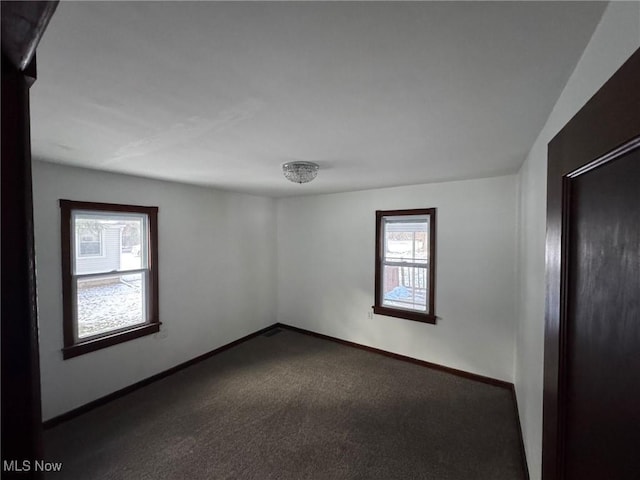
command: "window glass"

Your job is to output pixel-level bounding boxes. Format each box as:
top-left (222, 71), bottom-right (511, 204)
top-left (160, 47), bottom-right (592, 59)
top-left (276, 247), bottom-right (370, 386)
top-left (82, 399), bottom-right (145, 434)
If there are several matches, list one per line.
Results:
top-left (77, 228), bottom-right (102, 257)
top-left (76, 272), bottom-right (147, 338)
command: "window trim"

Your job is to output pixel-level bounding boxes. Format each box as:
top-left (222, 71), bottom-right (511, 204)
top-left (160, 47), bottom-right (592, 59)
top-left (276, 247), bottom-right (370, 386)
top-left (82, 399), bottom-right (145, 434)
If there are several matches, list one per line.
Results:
top-left (373, 208), bottom-right (437, 324)
top-left (60, 200), bottom-right (160, 359)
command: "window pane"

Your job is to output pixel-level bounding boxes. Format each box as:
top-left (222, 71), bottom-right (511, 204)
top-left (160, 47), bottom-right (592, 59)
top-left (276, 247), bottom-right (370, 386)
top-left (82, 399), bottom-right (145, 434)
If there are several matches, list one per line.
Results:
top-left (383, 216), bottom-right (429, 264)
top-left (73, 212), bottom-right (147, 275)
top-left (79, 238), bottom-right (101, 256)
top-left (120, 218), bottom-right (146, 271)
top-left (76, 272), bottom-right (147, 339)
top-left (382, 265), bottom-right (428, 313)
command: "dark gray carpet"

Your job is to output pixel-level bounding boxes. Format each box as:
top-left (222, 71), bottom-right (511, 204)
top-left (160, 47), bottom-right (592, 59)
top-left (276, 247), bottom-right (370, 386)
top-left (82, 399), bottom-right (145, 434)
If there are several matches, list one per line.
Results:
top-left (44, 329), bottom-right (526, 479)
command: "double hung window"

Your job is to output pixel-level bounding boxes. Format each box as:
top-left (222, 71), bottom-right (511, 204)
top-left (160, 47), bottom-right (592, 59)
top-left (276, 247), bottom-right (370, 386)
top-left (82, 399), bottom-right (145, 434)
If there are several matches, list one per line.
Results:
top-left (60, 200), bottom-right (160, 359)
top-left (374, 208), bottom-right (436, 324)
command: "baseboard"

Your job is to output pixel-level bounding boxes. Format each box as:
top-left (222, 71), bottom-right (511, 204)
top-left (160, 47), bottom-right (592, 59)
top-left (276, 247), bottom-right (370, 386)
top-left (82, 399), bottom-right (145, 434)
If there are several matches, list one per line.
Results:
top-left (277, 322), bottom-right (530, 477)
top-left (276, 323), bottom-right (513, 389)
top-left (42, 323), bottom-right (279, 429)
top-left (44, 319), bottom-right (531, 479)
top-left (510, 385), bottom-right (531, 480)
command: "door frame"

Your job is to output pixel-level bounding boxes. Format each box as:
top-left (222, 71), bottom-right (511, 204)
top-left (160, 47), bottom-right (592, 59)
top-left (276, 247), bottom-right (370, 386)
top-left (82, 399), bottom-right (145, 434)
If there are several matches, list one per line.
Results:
top-left (543, 48), bottom-right (640, 480)
top-left (1, 3), bottom-right (59, 475)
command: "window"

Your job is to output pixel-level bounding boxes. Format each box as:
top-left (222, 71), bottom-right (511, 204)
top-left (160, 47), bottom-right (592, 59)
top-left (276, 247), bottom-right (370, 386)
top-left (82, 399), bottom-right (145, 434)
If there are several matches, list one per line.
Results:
top-left (374, 208), bottom-right (436, 324)
top-left (60, 200), bottom-right (160, 359)
top-left (77, 228), bottom-right (103, 257)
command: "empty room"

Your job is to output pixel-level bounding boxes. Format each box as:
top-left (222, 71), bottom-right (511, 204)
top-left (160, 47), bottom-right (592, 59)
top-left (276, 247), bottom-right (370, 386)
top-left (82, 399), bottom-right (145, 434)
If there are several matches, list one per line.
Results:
top-left (2, 1), bottom-right (639, 479)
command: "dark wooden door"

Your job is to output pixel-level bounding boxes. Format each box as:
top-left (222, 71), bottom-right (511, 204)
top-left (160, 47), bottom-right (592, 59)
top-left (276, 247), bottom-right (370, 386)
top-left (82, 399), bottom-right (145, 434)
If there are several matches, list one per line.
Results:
top-left (544, 48), bottom-right (640, 480)
top-left (565, 143), bottom-right (640, 479)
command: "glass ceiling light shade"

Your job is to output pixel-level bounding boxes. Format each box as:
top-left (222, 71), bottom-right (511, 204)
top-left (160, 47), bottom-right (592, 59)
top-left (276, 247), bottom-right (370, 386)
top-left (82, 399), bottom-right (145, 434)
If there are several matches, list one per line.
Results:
top-left (282, 161), bottom-right (319, 184)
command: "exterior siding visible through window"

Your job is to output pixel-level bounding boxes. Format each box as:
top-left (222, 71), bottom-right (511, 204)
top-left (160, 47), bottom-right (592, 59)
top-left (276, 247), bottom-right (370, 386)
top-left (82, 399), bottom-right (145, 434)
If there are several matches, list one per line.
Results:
top-left (373, 208), bottom-right (437, 324)
top-left (75, 227), bottom-right (121, 274)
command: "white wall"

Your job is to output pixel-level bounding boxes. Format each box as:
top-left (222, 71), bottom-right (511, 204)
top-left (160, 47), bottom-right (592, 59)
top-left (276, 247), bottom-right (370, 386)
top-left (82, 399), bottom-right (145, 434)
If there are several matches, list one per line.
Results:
top-left (514, 3), bottom-right (640, 479)
top-left (277, 174), bottom-right (517, 382)
top-left (33, 161), bottom-right (277, 421)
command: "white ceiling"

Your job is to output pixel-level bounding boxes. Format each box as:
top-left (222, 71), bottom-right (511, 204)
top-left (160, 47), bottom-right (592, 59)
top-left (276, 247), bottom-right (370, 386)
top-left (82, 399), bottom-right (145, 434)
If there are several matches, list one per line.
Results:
top-left (30, 1), bottom-right (606, 197)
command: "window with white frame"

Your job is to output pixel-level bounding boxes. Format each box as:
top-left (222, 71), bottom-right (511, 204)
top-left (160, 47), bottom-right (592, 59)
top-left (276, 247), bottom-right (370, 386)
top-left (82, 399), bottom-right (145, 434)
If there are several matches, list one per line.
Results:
top-left (60, 200), bottom-right (160, 359)
top-left (374, 208), bottom-right (436, 324)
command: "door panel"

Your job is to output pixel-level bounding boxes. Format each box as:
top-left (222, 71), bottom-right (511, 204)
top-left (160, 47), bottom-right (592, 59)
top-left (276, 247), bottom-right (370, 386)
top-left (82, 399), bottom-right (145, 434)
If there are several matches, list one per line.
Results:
top-left (565, 146), bottom-right (640, 479)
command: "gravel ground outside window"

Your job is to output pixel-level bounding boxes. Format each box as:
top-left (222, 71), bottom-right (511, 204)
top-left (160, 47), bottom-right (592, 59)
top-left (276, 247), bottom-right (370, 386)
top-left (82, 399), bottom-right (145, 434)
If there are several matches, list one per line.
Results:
top-left (77, 278), bottom-right (144, 338)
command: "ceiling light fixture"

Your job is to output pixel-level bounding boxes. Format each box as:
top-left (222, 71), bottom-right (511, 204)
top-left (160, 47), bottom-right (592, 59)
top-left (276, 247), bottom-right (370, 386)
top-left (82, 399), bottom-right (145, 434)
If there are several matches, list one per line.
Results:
top-left (282, 161), bottom-right (319, 184)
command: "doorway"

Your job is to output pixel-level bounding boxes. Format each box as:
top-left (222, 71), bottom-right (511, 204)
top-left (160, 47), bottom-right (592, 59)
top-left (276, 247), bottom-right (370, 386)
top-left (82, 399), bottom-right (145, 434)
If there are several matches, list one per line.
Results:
top-left (543, 48), bottom-right (640, 479)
